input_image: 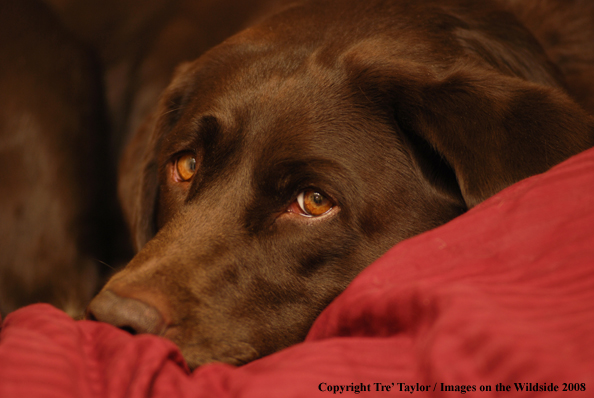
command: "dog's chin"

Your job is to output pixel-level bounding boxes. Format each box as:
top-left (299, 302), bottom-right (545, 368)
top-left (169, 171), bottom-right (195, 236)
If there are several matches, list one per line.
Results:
top-left (169, 335), bottom-right (261, 370)
top-left (183, 347), bottom-right (261, 370)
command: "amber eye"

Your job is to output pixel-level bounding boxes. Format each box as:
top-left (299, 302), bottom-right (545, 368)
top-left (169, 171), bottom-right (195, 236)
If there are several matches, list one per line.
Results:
top-left (175, 153), bottom-right (196, 181)
top-left (296, 190), bottom-right (333, 217)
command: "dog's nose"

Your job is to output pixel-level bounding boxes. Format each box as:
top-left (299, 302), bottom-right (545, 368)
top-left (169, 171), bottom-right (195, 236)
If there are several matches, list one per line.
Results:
top-left (86, 290), bottom-right (167, 335)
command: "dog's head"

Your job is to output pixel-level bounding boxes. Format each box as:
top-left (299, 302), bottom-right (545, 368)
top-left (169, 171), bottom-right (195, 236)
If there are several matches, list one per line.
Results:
top-left (88, 0), bottom-right (593, 368)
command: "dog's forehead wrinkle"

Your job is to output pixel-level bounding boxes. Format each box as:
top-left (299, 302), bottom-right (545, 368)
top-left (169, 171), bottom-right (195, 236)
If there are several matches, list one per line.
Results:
top-left (197, 38), bottom-right (351, 120)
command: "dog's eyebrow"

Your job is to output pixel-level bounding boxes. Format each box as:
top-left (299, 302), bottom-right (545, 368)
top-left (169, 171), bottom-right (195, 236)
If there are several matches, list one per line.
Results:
top-left (255, 156), bottom-right (347, 200)
top-left (155, 116), bottom-right (216, 171)
top-left (163, 113), bottom-right (228, 159)
top-left (183, 114), bottom-right (245, 199)
top-left (191, 115), bottom-right (220, 151)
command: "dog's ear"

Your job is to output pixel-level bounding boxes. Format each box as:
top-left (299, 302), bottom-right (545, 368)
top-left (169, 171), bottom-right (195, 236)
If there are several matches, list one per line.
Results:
top-left (118, 114), bottom-right (158, 251)
top-left (350, 61), bottom-right (594, 208)
top-left (118, 62), bottom-right (194, 251)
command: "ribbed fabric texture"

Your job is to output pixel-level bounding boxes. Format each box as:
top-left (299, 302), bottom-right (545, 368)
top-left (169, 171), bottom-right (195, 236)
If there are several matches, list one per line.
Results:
top-left (1, 147), bottom-right (593, 397)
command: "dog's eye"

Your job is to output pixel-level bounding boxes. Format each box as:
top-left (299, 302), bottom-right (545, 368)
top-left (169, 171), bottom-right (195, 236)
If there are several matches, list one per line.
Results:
top-left (291, 190), bottom-right (334, 217)
top-left (175, 153), bottom-right (196, 182)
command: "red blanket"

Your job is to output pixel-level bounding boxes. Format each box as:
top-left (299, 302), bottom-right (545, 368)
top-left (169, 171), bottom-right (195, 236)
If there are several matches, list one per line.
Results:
top-left (2, 147), bottom-right (594, 397)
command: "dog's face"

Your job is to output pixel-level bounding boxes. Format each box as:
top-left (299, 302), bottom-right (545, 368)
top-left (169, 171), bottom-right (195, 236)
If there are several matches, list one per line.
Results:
top-left (107, 43), bottom-right (467, 366)
top-left (89, 0), bottom-right (593, 369)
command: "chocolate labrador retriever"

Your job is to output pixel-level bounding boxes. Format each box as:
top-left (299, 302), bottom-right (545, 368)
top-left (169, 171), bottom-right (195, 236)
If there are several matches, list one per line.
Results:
top-left (83, 0), bottom-right (594, 369)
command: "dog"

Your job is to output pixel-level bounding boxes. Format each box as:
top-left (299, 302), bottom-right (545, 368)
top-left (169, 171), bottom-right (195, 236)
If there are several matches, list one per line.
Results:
top-left (83, 0), bottom-right (594, 369)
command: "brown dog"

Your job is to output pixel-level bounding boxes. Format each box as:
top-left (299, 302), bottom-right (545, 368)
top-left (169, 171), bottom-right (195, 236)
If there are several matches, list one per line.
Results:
top-left (80, 0), bottom-right (593, 369)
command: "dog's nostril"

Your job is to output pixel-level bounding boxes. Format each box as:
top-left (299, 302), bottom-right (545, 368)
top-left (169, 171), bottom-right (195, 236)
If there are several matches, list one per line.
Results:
top-left (86, 290), bottom-right (166, 335)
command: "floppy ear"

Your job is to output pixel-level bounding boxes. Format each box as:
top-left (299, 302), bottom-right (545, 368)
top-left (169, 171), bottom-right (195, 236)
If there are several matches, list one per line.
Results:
top-left (118, 111), bottom-right (160, 251)
top-left (118, 62), bottom-right (194, 251)
top-left (353, 62), bottom-right (594, 208)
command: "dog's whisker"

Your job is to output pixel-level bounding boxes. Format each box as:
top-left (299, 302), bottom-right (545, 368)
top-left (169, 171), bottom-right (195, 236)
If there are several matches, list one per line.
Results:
top-left (94, 259), bottom-right (116, 271)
